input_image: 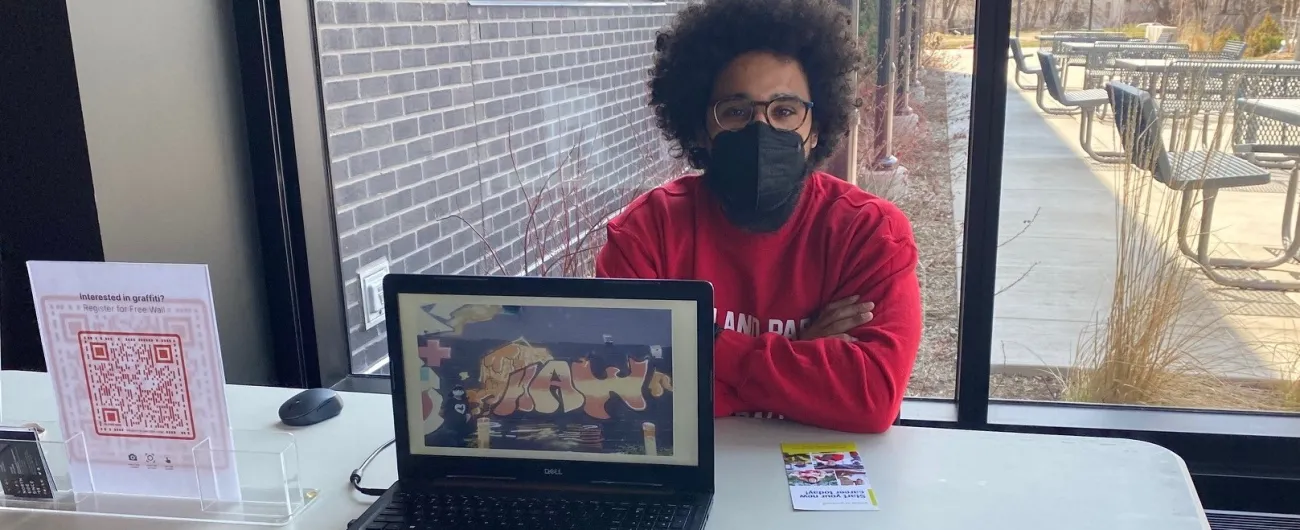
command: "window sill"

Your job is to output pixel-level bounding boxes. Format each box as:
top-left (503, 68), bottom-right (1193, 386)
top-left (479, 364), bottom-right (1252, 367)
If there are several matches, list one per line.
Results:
top-left (900, 398), bottom-right (1300, 438)
top-left (331, 374), bottom-right (393, 394)
top-left (330, 375), bottom-right (1300, 439)
top-left (899, 398), bottom-right (957, 423)
top-left (986, 400), bottom-right (1300, 438)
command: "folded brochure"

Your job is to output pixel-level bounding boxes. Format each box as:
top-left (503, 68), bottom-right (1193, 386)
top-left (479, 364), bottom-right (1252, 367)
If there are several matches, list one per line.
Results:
top-left (781, 442), bottom-right (879, 511)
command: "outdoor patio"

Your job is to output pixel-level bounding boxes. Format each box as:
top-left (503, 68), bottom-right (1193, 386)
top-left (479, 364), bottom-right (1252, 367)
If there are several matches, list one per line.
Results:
top-left (942, 48), bottom-right (1300, 384)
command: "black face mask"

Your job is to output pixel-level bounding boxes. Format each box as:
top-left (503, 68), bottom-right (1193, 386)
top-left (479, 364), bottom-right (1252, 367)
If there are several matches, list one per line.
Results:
top-left (703, 122), bottom-right (810, 233)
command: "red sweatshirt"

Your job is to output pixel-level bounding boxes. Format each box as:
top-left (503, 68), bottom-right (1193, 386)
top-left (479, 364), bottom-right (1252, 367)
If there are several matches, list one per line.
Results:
top-left (596, 172), bottom-right (922, 433)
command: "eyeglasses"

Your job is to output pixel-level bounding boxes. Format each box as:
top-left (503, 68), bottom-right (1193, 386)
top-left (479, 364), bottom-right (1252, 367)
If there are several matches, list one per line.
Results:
top-left (711, 96), bottom-right (814, 132)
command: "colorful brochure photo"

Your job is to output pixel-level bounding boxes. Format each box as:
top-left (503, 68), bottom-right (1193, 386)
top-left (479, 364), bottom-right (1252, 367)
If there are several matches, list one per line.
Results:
top-left (781, 442), bottom-right (879, 511)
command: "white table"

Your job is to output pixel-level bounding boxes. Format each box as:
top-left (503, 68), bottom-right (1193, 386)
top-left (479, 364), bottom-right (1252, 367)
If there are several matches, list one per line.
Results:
top-left (0, 371), bottom-right (1210, 529)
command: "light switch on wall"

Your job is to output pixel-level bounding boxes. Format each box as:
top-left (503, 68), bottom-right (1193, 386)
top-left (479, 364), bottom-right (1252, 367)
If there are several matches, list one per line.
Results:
top-left (357, 258), bottom-right (390, 330)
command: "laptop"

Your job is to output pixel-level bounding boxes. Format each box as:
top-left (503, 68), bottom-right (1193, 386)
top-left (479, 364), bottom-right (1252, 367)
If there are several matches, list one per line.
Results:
top-left (348, 274), bottom-right (715, 530)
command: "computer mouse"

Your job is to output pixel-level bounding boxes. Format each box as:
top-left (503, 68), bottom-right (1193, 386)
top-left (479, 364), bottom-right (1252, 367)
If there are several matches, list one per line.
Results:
top-left (278, 388), bottom-right (344, 427)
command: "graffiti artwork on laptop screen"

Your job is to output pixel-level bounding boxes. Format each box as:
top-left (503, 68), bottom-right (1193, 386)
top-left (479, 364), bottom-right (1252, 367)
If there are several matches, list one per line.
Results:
top-left (405, 300), bottom-right (680, 461)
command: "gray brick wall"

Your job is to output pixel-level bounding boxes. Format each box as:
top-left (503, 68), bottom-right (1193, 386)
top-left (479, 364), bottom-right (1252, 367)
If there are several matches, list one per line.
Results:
top-left (315, 1), bottom-right (686, 371)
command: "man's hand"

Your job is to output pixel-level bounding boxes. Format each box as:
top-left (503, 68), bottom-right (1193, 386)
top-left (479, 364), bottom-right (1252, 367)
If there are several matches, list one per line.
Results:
top-left (798, 296), bottom-right (875, 341)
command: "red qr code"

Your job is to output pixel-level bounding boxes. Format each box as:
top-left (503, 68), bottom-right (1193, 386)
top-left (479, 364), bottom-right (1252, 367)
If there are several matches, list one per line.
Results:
top-left (78, 332), bottom-right (197, 440)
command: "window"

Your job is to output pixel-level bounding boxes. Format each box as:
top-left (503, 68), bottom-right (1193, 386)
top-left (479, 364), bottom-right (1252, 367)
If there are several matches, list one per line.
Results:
top-left (233, 0), bottom-right (1300, 516)
top-left (308, 0), bottom-right (683, 375)
top-left (859, 0), bottom-right (967, 400)
top-left (992, 5), bottom-right (1300, 417)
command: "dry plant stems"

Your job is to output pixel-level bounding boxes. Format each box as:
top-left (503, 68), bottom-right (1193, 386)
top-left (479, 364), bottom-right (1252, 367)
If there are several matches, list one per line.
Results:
top-left (512, 137), bottom-right (597, 277)
top-left (445, 126), bottom-right (683, 279)
top-left (1245, 332), bottom-right (1300, 412)
top-left (880, 64), bottom-right (964, 398)
top-left (878, 42), bottom-right (1041, 399)
top-left (1065, 76), bottom-right (1231, 405)
top-left (1278, 354), bottom-right (1300, 411)
top-left (1066, 150), bottom-right (1204, 402)
top-left (856, 70), bottom-right (928, 202)
top-left (918, 37), bottom-right (960, 71)
top-left (1179, 20), bottom-right (1214, 52)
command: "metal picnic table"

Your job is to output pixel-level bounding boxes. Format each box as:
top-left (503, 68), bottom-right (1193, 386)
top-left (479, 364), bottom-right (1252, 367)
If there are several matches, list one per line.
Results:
top-left (1112, 59), bottom-right (1299, 101)
top-left (1237, 98), bottom-right (1300, 124)
top-left (1036, 33), bottom-right (1131, 59)
top-left (1059, 41), bottom-right (1180, 52)
top-left (1207, 97), bottom-right (1300, 289)
top-left (1036, 31), bottom-right (1127, 43)
top-left (1114, 58), bottom-right (1295, 73)
top-left (1070, 43), bottom-right (1190, 88)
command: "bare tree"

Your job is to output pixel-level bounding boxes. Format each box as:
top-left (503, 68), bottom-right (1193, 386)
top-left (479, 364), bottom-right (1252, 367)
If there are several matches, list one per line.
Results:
top-left (1044, 0), bottom-right (1073, 27)
top-left (1025, 0), bottom-right (1048, 29)
top-left (938, 0), bottom-right (966, 31)
top-left (1140, 0), bottom-right (1177, 24)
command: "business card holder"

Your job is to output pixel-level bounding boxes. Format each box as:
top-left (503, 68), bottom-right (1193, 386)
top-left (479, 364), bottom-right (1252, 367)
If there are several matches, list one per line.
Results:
top-left (0, 418), bottom-right (318, 526)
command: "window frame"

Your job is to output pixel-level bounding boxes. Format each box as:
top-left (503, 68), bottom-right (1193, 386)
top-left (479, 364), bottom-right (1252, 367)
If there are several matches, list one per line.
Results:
top-left (465, 0), bottom-right (668, 6)
top-left (231, 0), bottom-right (1300, 515)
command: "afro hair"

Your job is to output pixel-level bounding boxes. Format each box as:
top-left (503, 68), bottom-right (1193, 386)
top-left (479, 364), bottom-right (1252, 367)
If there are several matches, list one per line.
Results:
top-left (648, 0), bottom-right (862, 170)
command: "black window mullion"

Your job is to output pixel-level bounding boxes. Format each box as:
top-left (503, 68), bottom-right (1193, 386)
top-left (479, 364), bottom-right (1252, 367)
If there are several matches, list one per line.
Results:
top-left (232, 0), bottom-right (321, 388)
top-left (953, 0), bottom-right (1012, 428)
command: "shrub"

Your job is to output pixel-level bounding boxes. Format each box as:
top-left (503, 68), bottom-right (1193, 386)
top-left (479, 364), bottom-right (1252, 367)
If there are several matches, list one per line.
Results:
top-left (859, 0), bottom-right (878, 59)
top-left (1107, 24), bottom-right (1148, 39)
top-left (1246, 14), bottom-right (1284, 57)
top-left (1180, 21), bottom-right (1212, 52)
top-left (1209, 28), bottom-right (1241, 51)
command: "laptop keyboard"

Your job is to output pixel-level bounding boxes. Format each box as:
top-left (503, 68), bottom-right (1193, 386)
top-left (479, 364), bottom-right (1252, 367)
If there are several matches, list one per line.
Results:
top-left (361, 491), bottom-right (695, 529)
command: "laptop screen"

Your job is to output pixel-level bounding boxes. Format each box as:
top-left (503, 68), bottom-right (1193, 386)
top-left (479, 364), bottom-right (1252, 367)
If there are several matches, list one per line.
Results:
top-left (396, 293), bottom-right (701, 467)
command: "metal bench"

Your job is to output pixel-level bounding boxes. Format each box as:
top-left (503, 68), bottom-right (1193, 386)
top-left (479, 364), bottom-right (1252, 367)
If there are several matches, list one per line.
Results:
top-left (1108, 82), bottom-right (1298, 291)
top-left (1008, 37), bottom-right (1040, 91)
top-left (1186, 39), bottom-right (1247, 61)
top-left (1039, 51), bottom-right (1122, 162)
top-left (1031, 50), bottom-right (1078, 115)
top-left (1221, 40), bottom-right (1246, 60)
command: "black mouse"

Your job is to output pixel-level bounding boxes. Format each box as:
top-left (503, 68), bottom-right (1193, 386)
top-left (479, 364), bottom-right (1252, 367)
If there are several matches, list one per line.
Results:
top-left (278, 388), bottom-right (343, 427)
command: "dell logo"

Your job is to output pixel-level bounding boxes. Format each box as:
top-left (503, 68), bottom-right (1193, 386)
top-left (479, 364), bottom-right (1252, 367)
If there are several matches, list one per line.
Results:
top-left (544, 468), bottom-right (563, 476)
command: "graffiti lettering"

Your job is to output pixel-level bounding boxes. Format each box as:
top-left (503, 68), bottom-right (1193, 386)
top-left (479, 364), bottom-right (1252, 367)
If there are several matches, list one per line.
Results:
top-left (572, 358), bottom-right (650, 418)
top-left (527, 360), bottom-right (583, 414)
top-left (492, 363), bottom-right (538, 416)
top-left (490, 359), bottom-right (653, 419)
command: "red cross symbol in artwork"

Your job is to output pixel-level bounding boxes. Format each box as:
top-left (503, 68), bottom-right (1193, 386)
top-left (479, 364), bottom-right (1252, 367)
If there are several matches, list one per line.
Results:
top-left (419, 339), bottom-right (451, 368)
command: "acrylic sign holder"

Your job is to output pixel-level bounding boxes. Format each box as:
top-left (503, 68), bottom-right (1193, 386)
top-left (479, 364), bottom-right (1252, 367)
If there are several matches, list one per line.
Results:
top-left (0, 418), bottom-right (319, 526)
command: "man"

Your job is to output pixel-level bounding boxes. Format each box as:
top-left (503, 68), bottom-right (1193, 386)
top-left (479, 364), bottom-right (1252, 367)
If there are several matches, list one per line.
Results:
top-left (596, 0), bottom-right (922, 433)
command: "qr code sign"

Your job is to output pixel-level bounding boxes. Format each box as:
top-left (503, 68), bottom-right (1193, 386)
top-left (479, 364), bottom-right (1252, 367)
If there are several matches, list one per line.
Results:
top-left (77, 332), bottom-right (197, 440)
